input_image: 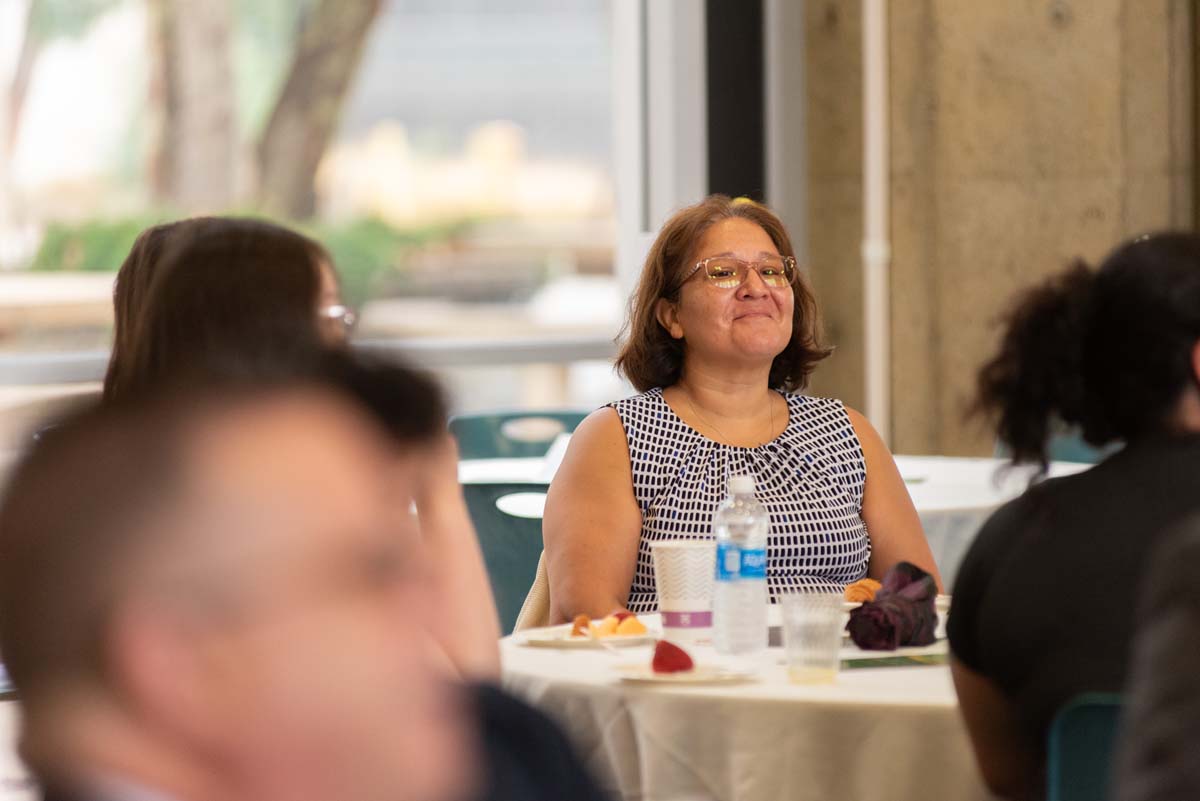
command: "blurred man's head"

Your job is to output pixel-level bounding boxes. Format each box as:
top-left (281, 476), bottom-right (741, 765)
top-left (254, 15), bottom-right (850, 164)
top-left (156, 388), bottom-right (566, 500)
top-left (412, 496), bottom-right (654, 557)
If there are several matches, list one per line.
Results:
top-left (0, 386), bottom-right (472, 801)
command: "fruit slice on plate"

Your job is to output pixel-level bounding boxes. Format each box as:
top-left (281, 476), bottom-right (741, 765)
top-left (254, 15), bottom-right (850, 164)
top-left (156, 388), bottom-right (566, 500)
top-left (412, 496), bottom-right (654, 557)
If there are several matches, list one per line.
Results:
top-left (570, 614), bottom-right (593, 637)
top-left (651, 640), bottom-right (694, 674)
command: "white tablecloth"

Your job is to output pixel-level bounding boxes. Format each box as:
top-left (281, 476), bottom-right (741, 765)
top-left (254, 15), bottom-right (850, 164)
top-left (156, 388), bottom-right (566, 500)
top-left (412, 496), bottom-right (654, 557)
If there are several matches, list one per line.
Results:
top-left (463, 453), bottom-right (1091, 587)
top-left (501, 616), bottom-right (993, 801)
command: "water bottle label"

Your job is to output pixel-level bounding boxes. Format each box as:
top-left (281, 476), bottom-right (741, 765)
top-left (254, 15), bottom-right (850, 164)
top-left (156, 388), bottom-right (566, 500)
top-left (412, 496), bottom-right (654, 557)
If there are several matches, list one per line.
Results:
top-left (715, 541), bottom-right (740, 581)
top-left (740, 548), bottom-right (767, 579)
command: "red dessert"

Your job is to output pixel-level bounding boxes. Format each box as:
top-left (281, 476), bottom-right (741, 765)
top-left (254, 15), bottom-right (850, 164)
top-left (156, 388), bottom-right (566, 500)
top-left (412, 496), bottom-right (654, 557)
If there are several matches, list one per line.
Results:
top-left (651, 640), bottom-right (694, 674)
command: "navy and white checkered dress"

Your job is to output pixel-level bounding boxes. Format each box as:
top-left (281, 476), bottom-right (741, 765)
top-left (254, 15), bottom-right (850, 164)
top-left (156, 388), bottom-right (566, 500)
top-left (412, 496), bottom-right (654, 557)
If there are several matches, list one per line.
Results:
top-left (611, 388), bottom-right (871, 614)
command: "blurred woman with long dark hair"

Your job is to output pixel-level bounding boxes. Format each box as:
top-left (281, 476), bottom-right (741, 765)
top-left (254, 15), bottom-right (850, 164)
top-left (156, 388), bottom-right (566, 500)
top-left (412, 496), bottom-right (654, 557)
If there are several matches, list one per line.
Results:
top-left (102, 217), bottom-right (501, 679)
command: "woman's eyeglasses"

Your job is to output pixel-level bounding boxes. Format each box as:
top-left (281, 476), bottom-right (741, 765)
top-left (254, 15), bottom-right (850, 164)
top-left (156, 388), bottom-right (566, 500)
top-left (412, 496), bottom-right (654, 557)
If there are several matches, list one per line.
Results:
top-left (679, 255), bottom-right (797, 290)
top-left (319, 304), bottom-right (358, 332)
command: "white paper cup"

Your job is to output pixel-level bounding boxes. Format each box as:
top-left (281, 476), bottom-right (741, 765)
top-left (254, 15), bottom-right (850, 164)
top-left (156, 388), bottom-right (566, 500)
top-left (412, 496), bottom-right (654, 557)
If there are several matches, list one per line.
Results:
top-left (652, 539), bottom-right (716, 645)
top-left (781, 593), bottom-right (844, 684)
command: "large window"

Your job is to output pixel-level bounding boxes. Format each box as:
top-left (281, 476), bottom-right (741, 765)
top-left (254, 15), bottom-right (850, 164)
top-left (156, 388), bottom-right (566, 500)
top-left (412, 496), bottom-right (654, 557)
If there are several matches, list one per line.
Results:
top-left (0, 0), bottom-right (624, 415)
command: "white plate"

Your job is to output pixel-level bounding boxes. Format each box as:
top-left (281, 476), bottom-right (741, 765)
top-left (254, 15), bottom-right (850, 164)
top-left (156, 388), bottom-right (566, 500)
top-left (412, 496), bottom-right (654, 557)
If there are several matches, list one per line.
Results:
top-left (842, 596), bottom-right (947, 611)
top-left (614, 663), bottom-right (758, 684)
top-left (518, 625), bottom-right (656, 649)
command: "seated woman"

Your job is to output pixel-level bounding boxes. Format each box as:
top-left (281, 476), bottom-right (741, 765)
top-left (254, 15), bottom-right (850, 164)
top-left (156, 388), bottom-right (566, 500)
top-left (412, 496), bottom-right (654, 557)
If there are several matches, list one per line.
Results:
top-left (947, 232), bottom-right (1200, 800)
top-left (544, 195), bottom-right (939, 622)
top-left (103, 217), bottom-right (501, 680)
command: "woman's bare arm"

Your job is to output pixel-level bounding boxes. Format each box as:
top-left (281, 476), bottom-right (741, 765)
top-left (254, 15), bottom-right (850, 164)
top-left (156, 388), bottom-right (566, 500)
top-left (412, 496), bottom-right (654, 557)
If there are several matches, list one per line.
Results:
top-left (951, 657), bottom-right (1039, 800)
top-left (846, 407), bottom-right (943, 591)
top-left (411, 435), bottom-right (501, 679)
top-left (543, 408), bottom-right (643, 624)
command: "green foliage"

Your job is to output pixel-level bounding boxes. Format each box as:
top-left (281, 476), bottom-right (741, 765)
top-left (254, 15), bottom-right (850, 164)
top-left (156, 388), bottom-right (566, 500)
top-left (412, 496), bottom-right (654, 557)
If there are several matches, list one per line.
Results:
top-left (29, 217), bottom-right (169, 273)
top-left (302, 217), bottom-right (474, 306)
top-left (27, 0), bottom-right (117, 41)
top-left (28, 214), bottom-right (473, 307)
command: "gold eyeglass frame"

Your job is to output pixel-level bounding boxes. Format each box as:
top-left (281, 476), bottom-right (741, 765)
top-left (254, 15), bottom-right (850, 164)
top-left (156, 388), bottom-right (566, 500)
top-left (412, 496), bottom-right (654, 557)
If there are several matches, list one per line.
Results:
top-left (677, 255), bottom-right (798, 289)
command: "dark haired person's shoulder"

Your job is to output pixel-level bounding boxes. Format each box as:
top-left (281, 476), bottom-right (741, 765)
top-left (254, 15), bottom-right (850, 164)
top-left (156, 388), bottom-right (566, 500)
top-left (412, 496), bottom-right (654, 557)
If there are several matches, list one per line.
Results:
top-left (1117, 431), bottom-right (1200, 471)
top-left (970, 464), bottom-right (1091, 543)
top-left (472, 683), bottom-right (613, 801)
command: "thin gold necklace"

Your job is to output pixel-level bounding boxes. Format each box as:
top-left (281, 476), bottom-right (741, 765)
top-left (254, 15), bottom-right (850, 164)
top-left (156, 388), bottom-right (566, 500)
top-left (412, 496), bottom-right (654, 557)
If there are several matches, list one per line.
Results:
top-left (682, 388), bottom-right (775, 446)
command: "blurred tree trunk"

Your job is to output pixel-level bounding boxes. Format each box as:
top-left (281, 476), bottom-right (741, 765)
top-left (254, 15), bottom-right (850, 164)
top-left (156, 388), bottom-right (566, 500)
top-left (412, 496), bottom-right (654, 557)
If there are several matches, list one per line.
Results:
top-left (4, 1), bottom-right (40, 165)
top-left (146, 0), bottom-right (236, 212)
top-left (4, 0), bottom-right (114, 233)
top-left (255, 0), bottom-right (382, 220)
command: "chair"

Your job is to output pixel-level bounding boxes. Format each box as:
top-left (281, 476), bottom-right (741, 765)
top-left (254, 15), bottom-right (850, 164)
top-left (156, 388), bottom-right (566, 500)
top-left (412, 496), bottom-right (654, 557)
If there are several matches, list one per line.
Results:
top-left (461, 482), bottom-right (547, 635)
top-left (994, 430), bottom-right (1122, 465)
top-left (449, 409), bottom-right (588, 460)
top-left (514, 551), bottom-right (551, 631)
top-left (1046, 693), bottom-right (1123, 801)
top-left (1047, 433), bottom-right (1122, 465)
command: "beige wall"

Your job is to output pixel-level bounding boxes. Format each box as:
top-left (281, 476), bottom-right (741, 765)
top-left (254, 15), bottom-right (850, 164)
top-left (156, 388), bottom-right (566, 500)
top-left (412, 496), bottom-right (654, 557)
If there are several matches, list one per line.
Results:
top-left (804, 0), bottom-right (1194, 455)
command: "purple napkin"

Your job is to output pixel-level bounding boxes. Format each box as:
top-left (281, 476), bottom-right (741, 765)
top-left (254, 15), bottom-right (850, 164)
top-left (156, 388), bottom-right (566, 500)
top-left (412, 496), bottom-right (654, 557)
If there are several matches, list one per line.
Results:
top-left (845, 562), bottom-right (938, 650)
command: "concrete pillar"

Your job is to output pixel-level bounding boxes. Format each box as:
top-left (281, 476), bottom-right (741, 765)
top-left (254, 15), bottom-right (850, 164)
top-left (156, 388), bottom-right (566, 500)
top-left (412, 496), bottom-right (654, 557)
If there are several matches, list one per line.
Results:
top-left (803, 0), bottom-right (1194, 455)
top-left (803, 1), bottom-right (865, 409)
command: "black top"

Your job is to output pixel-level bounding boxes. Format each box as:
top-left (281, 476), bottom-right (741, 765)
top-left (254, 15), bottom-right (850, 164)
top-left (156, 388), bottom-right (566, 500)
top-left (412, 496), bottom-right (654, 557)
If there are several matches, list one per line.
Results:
top-left (473, 682), bottom-right (612, 801)
top-left (947, 434), bottom-right (1200, 756)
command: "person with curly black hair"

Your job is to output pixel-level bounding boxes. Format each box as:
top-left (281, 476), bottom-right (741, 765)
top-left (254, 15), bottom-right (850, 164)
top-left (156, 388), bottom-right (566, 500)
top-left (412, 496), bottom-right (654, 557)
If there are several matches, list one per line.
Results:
top-left (948, 232), bottom-right (1200, 800)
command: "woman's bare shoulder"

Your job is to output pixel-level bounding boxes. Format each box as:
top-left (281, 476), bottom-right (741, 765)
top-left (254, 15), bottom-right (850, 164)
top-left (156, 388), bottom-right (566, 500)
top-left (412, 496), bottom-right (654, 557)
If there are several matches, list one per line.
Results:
top-left (562, 406), bottom-right (629, 466)
top-left (843, 405), bottom-right (882, 445)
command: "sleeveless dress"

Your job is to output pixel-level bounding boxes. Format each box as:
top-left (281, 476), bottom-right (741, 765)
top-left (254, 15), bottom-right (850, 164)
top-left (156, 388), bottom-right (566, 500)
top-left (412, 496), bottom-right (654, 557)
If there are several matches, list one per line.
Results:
top-left (610, 388), bottom-right (871, 614)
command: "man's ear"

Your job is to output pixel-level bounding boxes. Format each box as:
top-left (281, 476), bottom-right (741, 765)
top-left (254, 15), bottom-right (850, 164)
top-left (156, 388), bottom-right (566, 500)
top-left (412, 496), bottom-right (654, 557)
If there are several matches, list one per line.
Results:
top-left (1192, 339), bottom-right (1200, 385)
top-left (108, 600), bottom-right (227, 749)
top-left (655, 298), bottom-right (684, 340)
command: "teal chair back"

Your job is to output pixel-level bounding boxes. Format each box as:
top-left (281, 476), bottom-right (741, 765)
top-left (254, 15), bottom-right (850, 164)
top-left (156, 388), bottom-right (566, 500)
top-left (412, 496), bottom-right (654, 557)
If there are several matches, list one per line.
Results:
top-left (994, 430), bottom-right (1122, 465)
top-left (1046, 693), bottom-right (1123, 801)
top-left (449, 410), bottom-right (587, 460)
top-left (461, 482), bottom-right (546, 635)
top-left (1047, 433), bottom-right (1122, 465)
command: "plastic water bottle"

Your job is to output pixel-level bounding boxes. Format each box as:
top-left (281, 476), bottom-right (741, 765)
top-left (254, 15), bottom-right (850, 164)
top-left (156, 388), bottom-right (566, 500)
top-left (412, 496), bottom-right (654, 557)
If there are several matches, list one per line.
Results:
top-left (712, 474), bottom-right (769, 655)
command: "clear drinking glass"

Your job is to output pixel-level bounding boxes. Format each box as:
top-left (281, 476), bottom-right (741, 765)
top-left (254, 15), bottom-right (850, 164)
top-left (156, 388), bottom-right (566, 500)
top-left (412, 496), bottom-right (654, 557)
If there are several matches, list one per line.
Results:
top-left (781, 593), bottom-right (845, 684)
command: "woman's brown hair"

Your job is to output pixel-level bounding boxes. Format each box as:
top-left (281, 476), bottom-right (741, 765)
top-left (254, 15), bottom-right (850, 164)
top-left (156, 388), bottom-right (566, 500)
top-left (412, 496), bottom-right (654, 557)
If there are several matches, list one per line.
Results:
top-left (615, 194), bottom-right (831, 392)
top-left (109, 217), bottom-right (334, 404)
top-left (103, 221), bottom-right (194, 402)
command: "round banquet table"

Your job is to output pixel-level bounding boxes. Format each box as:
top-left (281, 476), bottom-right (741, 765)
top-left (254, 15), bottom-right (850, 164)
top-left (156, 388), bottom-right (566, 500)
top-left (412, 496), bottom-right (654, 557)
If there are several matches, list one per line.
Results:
top-left (464, 452), bottom-right (1090, 588)
top-left (501, 615), bottom-right (992, 801)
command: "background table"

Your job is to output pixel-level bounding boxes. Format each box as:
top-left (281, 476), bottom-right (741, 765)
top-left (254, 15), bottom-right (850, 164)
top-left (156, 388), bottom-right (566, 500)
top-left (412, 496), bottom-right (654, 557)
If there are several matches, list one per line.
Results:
top-left (501, 617), bottom-right (995, 801)
top-left (894, 455), bottom-right (1087, 586)
top-left (463, 452), bottom-right (1090, 588)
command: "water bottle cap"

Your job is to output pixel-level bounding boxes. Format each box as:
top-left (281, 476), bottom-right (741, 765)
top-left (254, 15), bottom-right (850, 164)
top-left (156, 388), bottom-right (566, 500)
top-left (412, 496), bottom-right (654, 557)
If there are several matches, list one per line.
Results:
top-left (728, 475), bottom-right (755, 495)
